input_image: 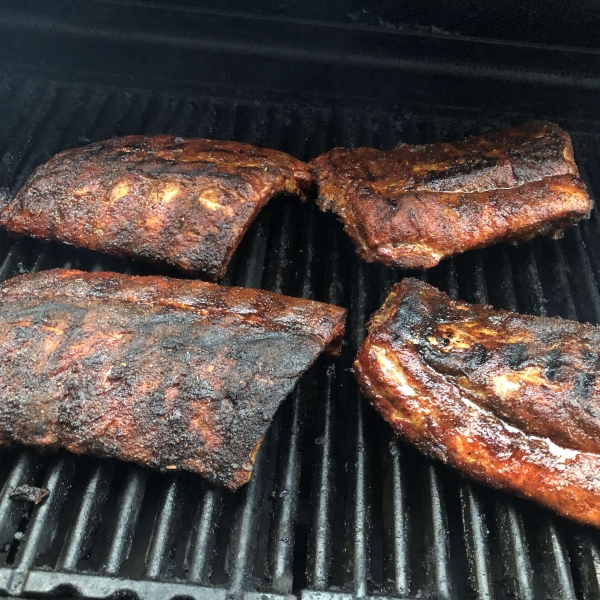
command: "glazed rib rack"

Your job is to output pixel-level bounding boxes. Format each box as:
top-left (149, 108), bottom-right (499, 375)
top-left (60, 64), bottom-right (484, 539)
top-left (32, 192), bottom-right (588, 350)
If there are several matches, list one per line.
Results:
top-left (0, 74), bottom-right (600, 600)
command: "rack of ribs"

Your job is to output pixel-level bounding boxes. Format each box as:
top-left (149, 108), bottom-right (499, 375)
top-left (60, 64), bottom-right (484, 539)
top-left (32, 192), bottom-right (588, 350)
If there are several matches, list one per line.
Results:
top-left (0, 136), bottom-right (314, 280)
top-left (312, 122), bottom-right (592, 270)
top-left (0, 269), bottom-right (346, 489)
top-left (354, 278), bottom-right (600, 527)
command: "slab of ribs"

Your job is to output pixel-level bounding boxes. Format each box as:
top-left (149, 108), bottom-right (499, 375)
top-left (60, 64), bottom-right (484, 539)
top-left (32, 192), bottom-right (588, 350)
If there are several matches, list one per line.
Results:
top-left (312, 122), bottom-right (592, 270)
top-left (0, 136), bottom-right (314, 280)
top-left (0, 269), bottom-right (346, 489)
top-left (354, 278), bottom-right (600, 527)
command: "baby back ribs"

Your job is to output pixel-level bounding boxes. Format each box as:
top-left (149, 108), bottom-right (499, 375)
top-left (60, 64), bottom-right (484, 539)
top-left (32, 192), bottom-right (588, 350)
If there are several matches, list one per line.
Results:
top-left (0, 136), bottom-right (314, 280)
top-left (0, 269), bottom-right (346, 489)
top-left (355, 278), bottom-right (600, 527)
top-left (313, 122), bottom-right (592, 270)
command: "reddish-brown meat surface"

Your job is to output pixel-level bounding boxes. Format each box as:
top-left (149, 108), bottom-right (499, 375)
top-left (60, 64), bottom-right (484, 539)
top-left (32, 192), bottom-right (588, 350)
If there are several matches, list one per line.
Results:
top-left (0, 136), bottom-right (314, 280)
top-left (354, 278), bottom-right (600, 527)
top-left (313, 122), bottom-right (592, 270)
top-left (0, 269), bottom-right (345, 489)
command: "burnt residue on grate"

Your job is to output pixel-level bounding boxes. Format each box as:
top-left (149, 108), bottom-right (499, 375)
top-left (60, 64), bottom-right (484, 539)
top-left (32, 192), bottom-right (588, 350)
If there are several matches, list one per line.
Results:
top-left (0, 75), bottom-right (598, 600)
top-left (9, 486), bottom-right (49, 505)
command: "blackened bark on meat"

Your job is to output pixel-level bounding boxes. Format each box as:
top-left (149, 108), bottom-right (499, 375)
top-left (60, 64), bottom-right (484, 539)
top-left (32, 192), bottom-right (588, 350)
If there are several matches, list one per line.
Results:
top-left (0, 269), bottom-right (346, 490)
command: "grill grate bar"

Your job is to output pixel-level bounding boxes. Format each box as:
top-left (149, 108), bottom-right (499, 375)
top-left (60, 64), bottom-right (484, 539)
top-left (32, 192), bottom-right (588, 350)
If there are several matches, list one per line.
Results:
top-left (575, 534), bottom-right (600, 600)
top-left (350, 263), bottom-right (370, 598)
top-left (188, 99), bottom-right (218, 139)
top-left (114, 91), bottom-right (154, 138)
top-left (146, 476), bottom-right (180, 580)
top-left (570, 527), bottom-right (600, 599)
top-left (458, 249), bottom-right (495, 600)
top-left (187, 488), bottom-right (222, 585)
top-left (306, 229), bottom-right (343, 590)
top-left (384, 440), bottom-right (410, 597)
top-left (269, 386), bottom-right (303, 594)
top-left (306, 365), bottom-right (337, 590)
top-left (264, 202), bottom-right (294, 295)
top-left (165, 97), bottom-right (195, 136)
top-left (495, 503), bottom-right (535, 600)
top-left (140, 93), bottom-right (178, 137)
top-left (514, 246), bottom-right (548, 317)
top-left (424, 464), bottom-right (452, 600)
top-left (537, 517), bottom-right (577, 600)
top-left (227, 431), bottom-right (269, 593)
top-left (87, 90), bottom-right (135, 143)
top-left (459, 483), bottom-right (493, 600)
top-left (579, 219), bottom-right (600, 300)
top-left (0, 239), bottom-right (28, 281)
top-left (542, 240), bottom-right (578, 320)
top-left (56, 463), bottom-right (114, 572)
top-left (344, 111), bottom-right (379, 599)
top-left (103, 468), bottom-right (148, 576)
top-left (352, 393), bottom-right (369, 598)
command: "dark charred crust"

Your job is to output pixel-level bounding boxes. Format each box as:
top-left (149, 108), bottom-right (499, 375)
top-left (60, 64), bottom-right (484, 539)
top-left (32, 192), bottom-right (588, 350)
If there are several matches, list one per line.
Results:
top-left (577, 373), bottom-right (596, 403)
top-left (0, 269), bottom-right (346, 490)
top-left (502, 343), bottom-right (528, 369)
top-left (464, 344), bottom-right (490, 368)
top-left (417, 156), bottom-right (500, 190)
top-left (312, 122), bottom-right (592, 270)
top-left (0, 136), bottom-right (315, 281)
top-left (543, 349), bottom-right (565, 382)
top-left (355, 278), bottom-right (600, 528)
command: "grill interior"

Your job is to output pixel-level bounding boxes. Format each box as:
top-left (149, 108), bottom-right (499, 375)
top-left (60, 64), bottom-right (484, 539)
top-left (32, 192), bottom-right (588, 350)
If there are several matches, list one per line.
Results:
top-left (1, 6), bottom-right (600, 599)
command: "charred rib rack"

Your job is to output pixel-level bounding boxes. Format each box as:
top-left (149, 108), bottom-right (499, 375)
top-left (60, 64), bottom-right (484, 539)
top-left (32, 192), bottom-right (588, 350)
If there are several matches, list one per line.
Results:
top-left (355, 278), bottom-right (600, 527)
top-left (0, 269), bottom-right (345, 490)
top-left (313, 122), bottom-right (592, 270)
top-left (0, 136), bottom-right (315, 280)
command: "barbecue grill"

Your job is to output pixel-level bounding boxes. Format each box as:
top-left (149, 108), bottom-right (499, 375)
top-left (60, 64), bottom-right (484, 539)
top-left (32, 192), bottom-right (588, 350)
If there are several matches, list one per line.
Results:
top-left (0, 2), bottom-right (599, 599)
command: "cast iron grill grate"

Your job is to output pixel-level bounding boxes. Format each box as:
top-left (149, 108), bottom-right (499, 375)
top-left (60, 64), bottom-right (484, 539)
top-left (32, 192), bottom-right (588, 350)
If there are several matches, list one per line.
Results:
top-left (0, 75), bottom-right (598, 600)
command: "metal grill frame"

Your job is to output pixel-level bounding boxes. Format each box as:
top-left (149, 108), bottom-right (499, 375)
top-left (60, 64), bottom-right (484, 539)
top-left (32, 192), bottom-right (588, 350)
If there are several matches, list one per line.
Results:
top-left (0, 4), bottom-right (599, 599)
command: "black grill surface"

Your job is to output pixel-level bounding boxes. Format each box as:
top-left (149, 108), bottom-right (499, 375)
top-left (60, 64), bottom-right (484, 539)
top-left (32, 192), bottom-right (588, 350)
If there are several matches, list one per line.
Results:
top-left (0, 23), bottom-right (600, 600)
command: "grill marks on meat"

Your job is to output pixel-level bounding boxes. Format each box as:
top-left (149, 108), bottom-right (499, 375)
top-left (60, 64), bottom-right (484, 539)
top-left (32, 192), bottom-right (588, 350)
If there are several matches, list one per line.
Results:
top-left (354, 278), bottom-right (600, 527)
top-left (0, 136), bottom-right (315, 280)
top-left (313, 122), bottom-right (592, 270)
top-left (0, 269), bottom-right (346, 489)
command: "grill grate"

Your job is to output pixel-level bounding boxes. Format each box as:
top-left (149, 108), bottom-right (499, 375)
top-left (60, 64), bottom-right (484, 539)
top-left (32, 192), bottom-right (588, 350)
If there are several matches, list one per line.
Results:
top-left (0, 75), bottom-right (598, 600)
